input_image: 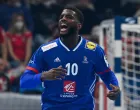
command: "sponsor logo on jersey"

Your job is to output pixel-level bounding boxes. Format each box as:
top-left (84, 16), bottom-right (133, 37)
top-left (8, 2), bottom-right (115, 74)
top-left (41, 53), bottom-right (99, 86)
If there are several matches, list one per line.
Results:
top-left (60, 81), bottom-right (78, 98)
top-left (54, 57), bottom-right (61, 62)
top-left (63, 81), bottom-right (76, 93)
top-left (41, 42), bottom-right (57, 52)
top-left (85, 41), bottom-right (96, 50)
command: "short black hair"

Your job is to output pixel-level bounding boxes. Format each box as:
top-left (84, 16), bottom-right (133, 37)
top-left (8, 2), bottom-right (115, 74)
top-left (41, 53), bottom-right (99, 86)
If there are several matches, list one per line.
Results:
top-left (64, 5), bottom-right (84, 24)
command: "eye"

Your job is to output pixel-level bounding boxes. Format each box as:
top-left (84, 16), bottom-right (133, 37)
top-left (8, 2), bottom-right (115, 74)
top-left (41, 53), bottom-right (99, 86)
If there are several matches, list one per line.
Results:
top-left (59, 15), bottom-right (63, 19)
top-left (66, 15), bottom-right (73, 19)
top-left (59, 14), bottom-right (74, 20)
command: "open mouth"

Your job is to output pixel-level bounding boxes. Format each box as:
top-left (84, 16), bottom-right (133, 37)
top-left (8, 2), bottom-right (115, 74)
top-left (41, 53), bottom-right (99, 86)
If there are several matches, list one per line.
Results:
top-left (60, 24), bottom-right (68, 32)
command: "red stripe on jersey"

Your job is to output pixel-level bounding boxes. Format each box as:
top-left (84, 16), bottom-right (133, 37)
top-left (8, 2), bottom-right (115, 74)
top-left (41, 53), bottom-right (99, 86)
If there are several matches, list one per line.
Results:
top-left (97, 68), bottom-right (111, 74)
top-left (26, 66), bottom-right (39, 74)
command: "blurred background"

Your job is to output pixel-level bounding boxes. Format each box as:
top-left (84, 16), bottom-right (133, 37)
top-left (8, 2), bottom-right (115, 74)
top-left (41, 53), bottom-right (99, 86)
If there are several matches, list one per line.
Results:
top-left (0, 0), bottom-right (140, 110)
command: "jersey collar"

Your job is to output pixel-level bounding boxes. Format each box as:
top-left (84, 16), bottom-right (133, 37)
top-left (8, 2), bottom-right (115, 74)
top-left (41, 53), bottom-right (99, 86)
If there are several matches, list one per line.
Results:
top-left (59, 36), bottom-right (83, 51)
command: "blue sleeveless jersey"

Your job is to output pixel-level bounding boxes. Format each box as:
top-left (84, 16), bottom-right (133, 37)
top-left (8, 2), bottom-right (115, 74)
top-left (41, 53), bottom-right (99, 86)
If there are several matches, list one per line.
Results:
top-left (20, 37), bottom-right (119, 110)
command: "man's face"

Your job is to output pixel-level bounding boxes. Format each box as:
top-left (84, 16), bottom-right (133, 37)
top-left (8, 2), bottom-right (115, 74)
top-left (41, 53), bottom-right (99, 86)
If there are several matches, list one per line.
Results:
top-left (59, 9), bottom-right (80, 36)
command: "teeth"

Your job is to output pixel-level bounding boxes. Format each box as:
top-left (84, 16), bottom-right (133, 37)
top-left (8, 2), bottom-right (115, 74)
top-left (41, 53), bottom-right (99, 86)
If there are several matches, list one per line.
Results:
top-left (61, 23), bottom-right (67, 26)
top-left (61, 28), bottom-right (67, 31)
top-left (61, 24), bottom-right (67, 31)
top-left (62, 25), bottom-right (67, 26)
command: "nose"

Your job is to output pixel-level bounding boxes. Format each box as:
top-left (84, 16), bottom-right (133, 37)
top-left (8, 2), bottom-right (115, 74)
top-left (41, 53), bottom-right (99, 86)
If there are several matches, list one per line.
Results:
top-left (61, 15), bottom-right (67, 21)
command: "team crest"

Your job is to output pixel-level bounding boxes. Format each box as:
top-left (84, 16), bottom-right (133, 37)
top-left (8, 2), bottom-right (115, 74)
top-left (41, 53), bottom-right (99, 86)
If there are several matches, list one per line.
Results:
top-left (82, 56), bottom-right (88, 63)
top-left (85, 41), bottom-right (96, 50)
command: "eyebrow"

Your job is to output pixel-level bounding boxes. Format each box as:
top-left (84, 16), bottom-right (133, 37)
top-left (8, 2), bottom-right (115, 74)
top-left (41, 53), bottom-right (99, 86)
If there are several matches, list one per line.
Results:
top-left (60, 13), bottom-right (75, 19)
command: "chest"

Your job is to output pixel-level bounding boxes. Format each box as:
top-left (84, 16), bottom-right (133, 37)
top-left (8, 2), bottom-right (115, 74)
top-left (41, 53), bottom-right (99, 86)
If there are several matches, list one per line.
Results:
top-left (44, 49), bottom-right (96, 79)
top-left (11, 35), bottom-right (26, 47)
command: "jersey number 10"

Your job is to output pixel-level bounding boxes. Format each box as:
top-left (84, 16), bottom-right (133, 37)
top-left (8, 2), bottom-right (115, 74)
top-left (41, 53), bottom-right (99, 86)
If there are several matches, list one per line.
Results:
top-left (65, 63), bottom-right (78, 76)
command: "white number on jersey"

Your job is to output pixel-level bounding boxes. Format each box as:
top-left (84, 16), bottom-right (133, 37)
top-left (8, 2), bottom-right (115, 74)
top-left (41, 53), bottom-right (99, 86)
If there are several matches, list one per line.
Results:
top-left (65, 63), bottom-right (78, 76)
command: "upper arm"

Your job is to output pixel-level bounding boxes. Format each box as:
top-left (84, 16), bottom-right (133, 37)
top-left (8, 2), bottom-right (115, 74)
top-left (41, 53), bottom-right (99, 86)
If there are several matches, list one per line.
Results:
top-left (26, 33), bottom-right (32, 51)
top-left (0, 27), bottom-right (5, 44)
top-left (26, 47), bottom-right (45, 73)
top-left (26, 38), bottom-right (32, 49)
top-left (94, 46), bottom-right (111, 75)
top-left (7, 36), bottom-right (13, 53)
top-left (25, 31), bottom-right (32, 48)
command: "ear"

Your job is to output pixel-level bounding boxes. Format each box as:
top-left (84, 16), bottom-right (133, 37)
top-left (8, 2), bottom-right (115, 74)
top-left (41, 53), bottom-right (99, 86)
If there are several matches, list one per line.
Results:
top-left (77, 23), bottom-right (82, 30)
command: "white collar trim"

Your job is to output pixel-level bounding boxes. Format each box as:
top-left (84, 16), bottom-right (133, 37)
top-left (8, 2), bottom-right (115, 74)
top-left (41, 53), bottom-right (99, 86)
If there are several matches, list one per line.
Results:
top-left (59, 37), bottom-right (83, 51)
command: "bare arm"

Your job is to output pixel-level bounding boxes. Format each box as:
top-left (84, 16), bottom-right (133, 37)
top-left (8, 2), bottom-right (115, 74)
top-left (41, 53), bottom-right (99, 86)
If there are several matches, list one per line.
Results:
top-left (7, 38), bottom-right (20, 61)
top-left (24, 37), bottom-right (32, 65)
top-left (1, 43), bottom-right (7, 61)
top-left (1, 30), bottom-right (7, 61)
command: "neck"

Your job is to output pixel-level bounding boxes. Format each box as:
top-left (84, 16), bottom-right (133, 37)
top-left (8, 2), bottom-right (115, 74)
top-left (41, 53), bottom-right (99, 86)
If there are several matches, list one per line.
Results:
top-left (60, 34), bottom-right (80, 49)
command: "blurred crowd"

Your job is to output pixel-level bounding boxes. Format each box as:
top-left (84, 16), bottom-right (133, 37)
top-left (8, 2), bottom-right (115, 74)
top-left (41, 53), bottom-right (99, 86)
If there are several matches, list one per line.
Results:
top-left (0, 0), bottom-right (140, 93)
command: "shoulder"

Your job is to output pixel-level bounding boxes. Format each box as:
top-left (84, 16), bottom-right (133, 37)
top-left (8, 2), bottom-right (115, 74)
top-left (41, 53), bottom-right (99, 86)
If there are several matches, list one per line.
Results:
top-left (84, 39), bottom-right (97, 51)
top-left (6, 32), bottom-right (12, 38)
top-left (24, 31), bottom-right (32, 38)
top-left (40, 38), bottom-right (59, 52)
